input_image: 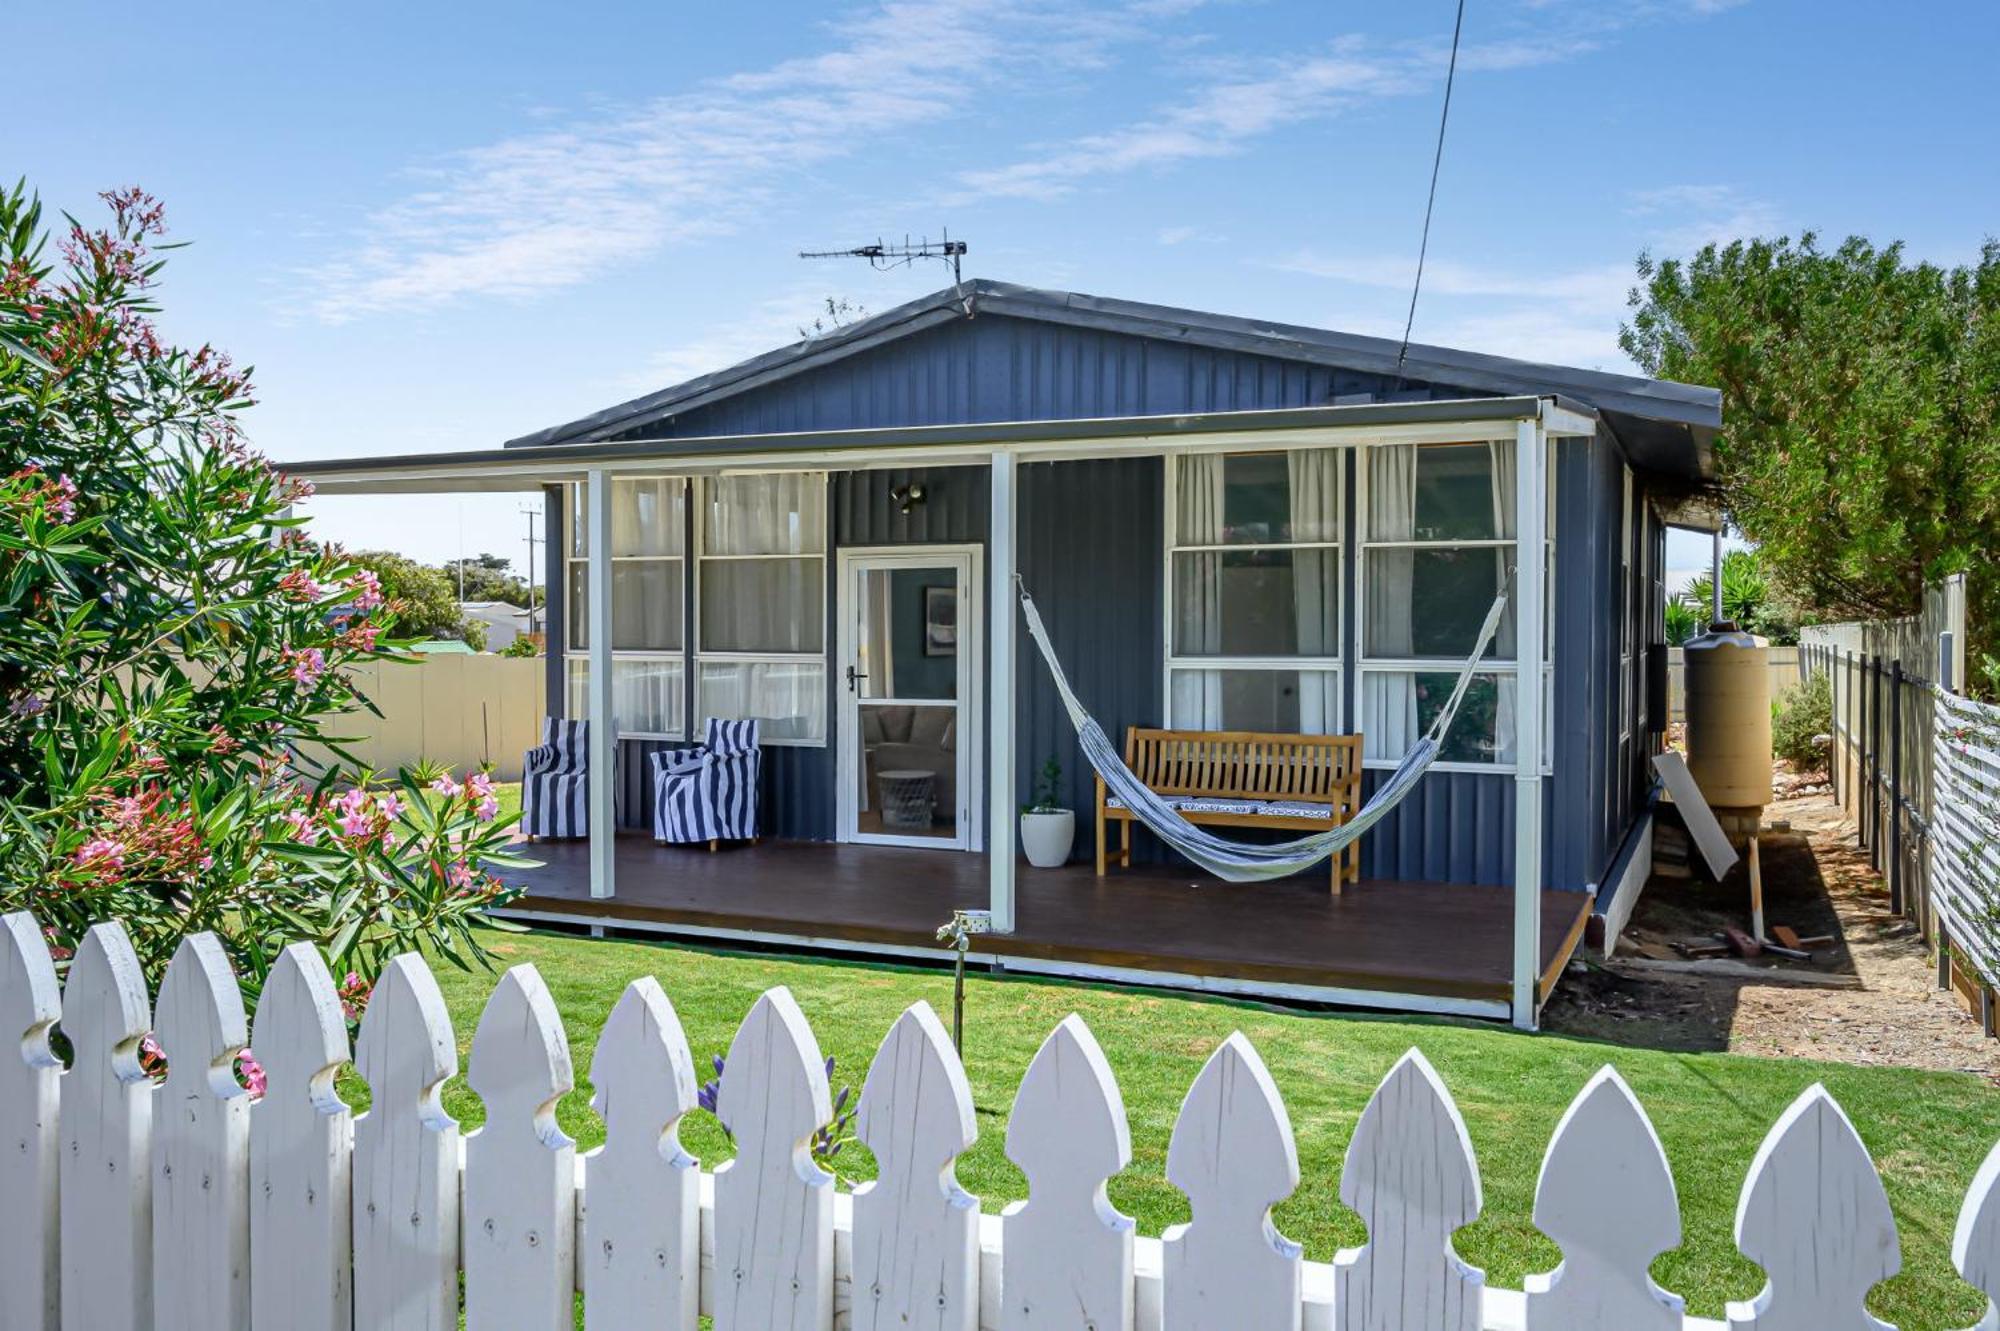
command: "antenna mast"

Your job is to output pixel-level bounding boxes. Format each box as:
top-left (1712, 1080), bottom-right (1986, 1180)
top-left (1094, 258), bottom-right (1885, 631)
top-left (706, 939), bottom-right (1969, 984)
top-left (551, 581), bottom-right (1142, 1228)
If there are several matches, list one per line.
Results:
top-left (800, 229), bottom-right (968, 286)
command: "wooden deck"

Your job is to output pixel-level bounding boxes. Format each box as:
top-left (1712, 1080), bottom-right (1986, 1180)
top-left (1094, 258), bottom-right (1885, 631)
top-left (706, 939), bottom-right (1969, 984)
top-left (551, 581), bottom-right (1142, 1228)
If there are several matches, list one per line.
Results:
top-left (493, 837), bottom-right (1590, 1017)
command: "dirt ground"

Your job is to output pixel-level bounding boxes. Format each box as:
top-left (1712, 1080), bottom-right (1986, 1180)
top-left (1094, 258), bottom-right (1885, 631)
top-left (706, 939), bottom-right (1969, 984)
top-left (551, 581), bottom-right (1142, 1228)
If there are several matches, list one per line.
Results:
top-left (1544, 768), bottom-right (2000, 1081)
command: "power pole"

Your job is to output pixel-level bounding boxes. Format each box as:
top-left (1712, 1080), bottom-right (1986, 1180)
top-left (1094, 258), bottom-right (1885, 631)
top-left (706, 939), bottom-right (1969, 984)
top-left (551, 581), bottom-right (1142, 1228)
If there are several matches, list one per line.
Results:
top-left (520, 505), bottom-right (544, 635)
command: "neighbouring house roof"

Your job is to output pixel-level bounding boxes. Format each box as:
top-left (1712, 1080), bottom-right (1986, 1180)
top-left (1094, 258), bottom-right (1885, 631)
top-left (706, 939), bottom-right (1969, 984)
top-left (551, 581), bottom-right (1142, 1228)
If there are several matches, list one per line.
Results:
top-left (407, 639), bottom-right (477, 655)
top-left (502, 278), bottom-right (1720, 474)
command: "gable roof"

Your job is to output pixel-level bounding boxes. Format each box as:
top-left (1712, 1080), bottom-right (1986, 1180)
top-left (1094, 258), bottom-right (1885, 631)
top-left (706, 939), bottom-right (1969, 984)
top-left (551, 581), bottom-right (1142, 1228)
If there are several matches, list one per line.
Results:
top-left (506, 279), bottom-right (1721, 472)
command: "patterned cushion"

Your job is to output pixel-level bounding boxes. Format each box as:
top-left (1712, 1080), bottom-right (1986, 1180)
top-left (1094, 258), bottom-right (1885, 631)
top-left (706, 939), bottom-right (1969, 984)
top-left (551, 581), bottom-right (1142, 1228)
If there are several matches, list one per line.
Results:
top-left (1257, 800), bottom-right (1335, 820)
top-left (1106, 794), bottom-right (1260, 817)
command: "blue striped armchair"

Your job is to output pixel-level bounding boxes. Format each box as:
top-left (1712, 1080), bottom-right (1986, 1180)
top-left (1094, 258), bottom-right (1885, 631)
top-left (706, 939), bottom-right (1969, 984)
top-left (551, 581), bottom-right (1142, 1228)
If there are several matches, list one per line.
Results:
top-left (651, 718), bottom-right (762, 848)
top-left (521, 718), bottom-right (590, 839)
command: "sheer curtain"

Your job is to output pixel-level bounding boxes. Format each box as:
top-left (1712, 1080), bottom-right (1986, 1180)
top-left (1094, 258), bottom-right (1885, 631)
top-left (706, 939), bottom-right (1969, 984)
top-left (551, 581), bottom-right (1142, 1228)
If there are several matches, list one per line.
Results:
top-left (1488, 438), bottom-right (1518, 764)
top-left (1364, 445), bottom-right (1419, 761)
top-left (1289, 448), bottom-right (1340, 731)
top-left (698, 474), bottom-right (827, 741)
top-left (1170, 454), bottom-right (1225, 728)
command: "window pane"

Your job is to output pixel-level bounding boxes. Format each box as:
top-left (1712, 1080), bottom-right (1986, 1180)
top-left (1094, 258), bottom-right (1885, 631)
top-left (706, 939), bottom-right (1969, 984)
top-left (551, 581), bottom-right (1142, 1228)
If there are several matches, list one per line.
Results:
top-left (1167, 669), bottom-right (1340, 734)
top-left (703, 474), bottom-right (825, 556)
top-left (567, 563), bottom-right (588, 650)
top-left (701, 558), bottom-right (824, 653)
top-left (1361, 670), bottom-right (1515, 764)
top-left (1369, 441), bottom-right (1516, 543)
top-left (1363, 547), bottom-right (1516, 659)
top-left (612, 478), bottom-right (684, 557)
top-left (700, 660), bottom-right (826, 742)
top-left (565, 656), bottom-right (685, 737)
top-left (1172, 549), bottom-right (1338, 656)
top-left (1174, 449), bottom-right (1340, 545)
top-left (613, 559), bottom-right (682, 651)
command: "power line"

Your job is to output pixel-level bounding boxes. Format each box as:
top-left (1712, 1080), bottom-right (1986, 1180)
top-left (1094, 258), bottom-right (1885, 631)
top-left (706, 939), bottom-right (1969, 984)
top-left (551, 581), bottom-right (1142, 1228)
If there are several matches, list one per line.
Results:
top-left (1396, 0), bottom-right (1468, 381)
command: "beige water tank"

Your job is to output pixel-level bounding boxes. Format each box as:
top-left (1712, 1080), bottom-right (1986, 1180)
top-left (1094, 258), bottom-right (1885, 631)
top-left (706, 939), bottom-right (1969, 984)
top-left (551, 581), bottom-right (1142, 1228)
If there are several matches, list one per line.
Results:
top-left (1683, 621), bottom-right (1772, 808)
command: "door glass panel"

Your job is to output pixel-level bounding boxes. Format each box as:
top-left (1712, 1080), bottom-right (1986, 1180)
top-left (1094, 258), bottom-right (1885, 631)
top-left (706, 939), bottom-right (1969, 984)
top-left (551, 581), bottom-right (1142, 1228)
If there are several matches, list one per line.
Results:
top-left (857, 702), bottom-right (958, 839)
top-left (852, 566), bottom-right (959, 702)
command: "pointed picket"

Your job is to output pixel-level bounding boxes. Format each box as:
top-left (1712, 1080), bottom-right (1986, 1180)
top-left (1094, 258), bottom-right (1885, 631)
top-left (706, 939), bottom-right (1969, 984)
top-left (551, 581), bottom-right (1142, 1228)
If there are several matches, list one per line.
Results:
top-left (1952, 1139), bottom-right (2000, 1331)
top-left (0, 912), bottom-right (62, 1331)
top-left (353, 952), bottom-right (461, 1331)
top-left (712, 985), bottom-right (836, 1331)
top-left (463, 964), bottom-right (577, 1331)
top-left (584, 977), bottom-right (701, 1330)
top-left (1001, 1013), bottom-right (1135, 1331)
top-left (60, 920), bottom-right (155, 1331)
top-left (1333, 1048), bottom-right (1485, 1331)
top-left (1727, 1084), bottom-right (1899, 1331)
top-left (1162, 1031), bottom-right (1302, 1331)
top-left (852, 1001), bottom-right (980, 1331)
top-left (151, 931), bottom-right (252, 1331)
top-left (249, 943), bottom-right (353, 1331)
top-left (1524, 1067), bottom-right (1684, 1331)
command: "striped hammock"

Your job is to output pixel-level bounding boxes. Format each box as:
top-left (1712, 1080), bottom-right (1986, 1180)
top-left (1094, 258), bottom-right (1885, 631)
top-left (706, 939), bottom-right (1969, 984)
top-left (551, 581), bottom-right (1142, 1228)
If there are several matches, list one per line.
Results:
top-left (1016, 579), bottom-right (1511, 882)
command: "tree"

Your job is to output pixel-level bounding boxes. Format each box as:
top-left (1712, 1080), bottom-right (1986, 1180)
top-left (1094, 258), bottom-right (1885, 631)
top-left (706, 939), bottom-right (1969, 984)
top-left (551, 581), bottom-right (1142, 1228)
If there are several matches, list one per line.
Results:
top-left (348, 549), bottom-right (486, 649)
top-left (1683, 548), bottom-right (1801, 644)
top-left (445, 552), bottom-right (532, 607)
top-left (1622, 235), bottom-right (2000, 680)
top-left (0, 183), bottom-right (522, 995)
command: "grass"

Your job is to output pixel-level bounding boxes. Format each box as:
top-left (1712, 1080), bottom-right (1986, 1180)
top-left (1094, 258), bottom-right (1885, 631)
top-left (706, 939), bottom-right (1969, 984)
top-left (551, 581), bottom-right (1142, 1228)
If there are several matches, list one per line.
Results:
top-left (351, 924), bottom-right (2000, 1328)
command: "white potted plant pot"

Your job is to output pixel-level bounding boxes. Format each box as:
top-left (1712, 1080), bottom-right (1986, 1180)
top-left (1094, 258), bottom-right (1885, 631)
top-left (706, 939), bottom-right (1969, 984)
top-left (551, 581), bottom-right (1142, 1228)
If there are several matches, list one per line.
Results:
top-left (1020, 808), bottom-right (1076, 868)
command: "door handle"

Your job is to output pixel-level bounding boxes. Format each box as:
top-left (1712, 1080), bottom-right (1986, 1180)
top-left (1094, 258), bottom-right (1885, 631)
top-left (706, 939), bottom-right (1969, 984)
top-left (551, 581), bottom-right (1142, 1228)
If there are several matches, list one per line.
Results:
top-left (845, 665), bottom-right (867, 693)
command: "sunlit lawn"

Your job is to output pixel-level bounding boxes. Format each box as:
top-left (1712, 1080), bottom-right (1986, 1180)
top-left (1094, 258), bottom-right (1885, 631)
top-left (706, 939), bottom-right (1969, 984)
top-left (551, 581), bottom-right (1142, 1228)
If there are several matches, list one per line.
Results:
top-left (341, 924), bottom-right (2000, 1328)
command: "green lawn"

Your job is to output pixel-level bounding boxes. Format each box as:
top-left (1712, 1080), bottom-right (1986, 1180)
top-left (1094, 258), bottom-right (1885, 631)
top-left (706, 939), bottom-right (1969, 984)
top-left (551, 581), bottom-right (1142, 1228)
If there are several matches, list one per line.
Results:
top-left (371, 925), bottom-right (1997, 1327)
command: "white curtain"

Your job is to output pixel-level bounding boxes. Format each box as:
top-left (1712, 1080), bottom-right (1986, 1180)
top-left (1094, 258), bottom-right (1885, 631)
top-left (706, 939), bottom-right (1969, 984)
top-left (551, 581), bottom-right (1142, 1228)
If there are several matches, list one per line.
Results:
top-left (1289, 449), bottom-right (1340, 731)
top-left (1170, 454), bottom-right (1226, 728)
top-left (701, 660), bottom-right (826, 741)
top-left (1363, 445), bottom-right (1419, 761)
top-left (1488, 438), bottom-right (1518, 764)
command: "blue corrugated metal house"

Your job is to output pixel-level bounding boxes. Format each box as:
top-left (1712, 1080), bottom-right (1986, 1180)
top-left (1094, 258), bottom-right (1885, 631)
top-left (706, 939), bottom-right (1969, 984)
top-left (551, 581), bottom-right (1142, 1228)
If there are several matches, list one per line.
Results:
top-left (293, 280), bottom-right (1721, 1026)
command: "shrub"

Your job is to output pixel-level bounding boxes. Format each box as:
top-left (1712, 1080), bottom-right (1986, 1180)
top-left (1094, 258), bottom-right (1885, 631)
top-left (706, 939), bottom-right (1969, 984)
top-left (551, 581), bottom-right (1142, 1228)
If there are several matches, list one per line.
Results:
top-left (0, 182), bottom-right (524, 997)
top-left (1772, 673), bottom-right (1833, 773)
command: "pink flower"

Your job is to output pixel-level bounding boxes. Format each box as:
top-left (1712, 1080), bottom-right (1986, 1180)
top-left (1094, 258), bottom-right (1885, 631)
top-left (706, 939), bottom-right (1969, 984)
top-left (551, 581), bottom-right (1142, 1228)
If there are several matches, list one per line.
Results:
top-left (430, 774), bottom-right (460, 798)
top-left (197, 855), bottom-right (214, 872)
top-left (236, 1050), bottom-right (267, 1101)
top-left (279, 568), bottom-right (323, 603)
top-left (475, 796), bottom-right (500, 823)
top-left (466, 771), bottom-right (494, 799)
top-left (349, 569), bottom-right (384, 612)
top-left (376, 793), bottom-right (404, 819)
top-left (447, 859), bottom-right (476, 890)
top-left (336, 787), bottom-right (370, 816)
top-left (48, 474), bottom-right (77, 523)
top-left (283, 809), bottom-right (322, 845)
top-left (338, 809), bottom-right (372, 839)
top-left (288, 647), bottom-right (327, 686)
top-left (73, 837), bottom-right (125, 875)
top-left (381, 831), bottom-right (399, 850)
top-left (109, 795), bottom-right (145, 828)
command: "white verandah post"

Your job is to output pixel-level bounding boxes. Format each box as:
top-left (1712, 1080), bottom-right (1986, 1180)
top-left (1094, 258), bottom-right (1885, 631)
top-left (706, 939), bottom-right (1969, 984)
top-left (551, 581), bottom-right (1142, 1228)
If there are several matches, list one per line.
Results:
top-left (586, 467), bottom-right (616, 899)
top-left (988, 450), bottom-right (1018, 933)
top-left (1511, 417), bottom-right (1548, 1029)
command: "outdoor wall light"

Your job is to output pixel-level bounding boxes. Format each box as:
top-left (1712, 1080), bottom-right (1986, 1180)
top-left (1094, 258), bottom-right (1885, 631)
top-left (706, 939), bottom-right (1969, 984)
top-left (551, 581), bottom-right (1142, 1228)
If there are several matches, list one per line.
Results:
top-left (891, 481), bottom-right (927, 514)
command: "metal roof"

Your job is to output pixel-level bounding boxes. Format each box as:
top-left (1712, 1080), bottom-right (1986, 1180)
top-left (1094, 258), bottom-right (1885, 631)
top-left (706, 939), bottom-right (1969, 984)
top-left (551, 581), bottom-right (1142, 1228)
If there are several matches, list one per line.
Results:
top-left (503, 278), bottom-right (1721, 453)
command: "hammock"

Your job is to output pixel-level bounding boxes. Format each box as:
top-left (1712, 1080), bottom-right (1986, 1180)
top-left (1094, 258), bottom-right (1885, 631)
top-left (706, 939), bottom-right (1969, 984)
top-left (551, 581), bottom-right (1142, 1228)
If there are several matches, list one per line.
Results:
top-left (1016, 578), bottom-right (1512, 882)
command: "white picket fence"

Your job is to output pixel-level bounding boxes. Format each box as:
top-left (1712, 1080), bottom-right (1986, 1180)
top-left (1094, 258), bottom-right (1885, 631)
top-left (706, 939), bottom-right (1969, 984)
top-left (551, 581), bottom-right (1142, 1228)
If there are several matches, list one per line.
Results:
top-left (5, 912), bottom-right (2000, 1331)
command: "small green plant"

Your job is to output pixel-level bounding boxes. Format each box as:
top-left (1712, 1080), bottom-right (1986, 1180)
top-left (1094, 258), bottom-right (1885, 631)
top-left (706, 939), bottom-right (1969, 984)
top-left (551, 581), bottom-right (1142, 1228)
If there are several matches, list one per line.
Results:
top-left (1023, 757), bottom-right (1064, 814)
top-left (1665, 595), bottom-right (1701, 646)
top-left (497, 635), bottom-right (540, 658)
top-left (1771, 672), bottom-right (1833, 773)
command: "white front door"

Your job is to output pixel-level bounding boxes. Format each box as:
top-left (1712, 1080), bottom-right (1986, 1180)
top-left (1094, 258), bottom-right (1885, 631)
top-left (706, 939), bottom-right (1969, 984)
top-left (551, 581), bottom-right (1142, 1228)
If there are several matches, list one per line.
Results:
top-left (836, 546), bottom-right (982, 850)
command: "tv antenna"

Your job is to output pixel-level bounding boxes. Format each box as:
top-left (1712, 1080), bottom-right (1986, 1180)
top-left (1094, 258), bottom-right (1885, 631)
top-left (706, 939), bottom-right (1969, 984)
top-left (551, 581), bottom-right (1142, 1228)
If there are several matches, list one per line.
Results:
top-left (800, 230), bottom-right (968, 286)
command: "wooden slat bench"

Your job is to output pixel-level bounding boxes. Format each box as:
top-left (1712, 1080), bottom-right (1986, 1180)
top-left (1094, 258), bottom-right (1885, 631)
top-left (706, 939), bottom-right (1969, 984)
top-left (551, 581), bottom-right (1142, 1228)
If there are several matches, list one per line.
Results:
top-left (1096, 727), bottom-right (1365, 893)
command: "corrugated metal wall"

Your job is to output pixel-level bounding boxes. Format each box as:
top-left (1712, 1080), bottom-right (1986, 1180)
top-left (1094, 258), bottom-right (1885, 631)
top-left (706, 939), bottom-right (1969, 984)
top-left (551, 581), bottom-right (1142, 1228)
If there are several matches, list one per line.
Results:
top-left (608, 316), bottom-right (1478, 443)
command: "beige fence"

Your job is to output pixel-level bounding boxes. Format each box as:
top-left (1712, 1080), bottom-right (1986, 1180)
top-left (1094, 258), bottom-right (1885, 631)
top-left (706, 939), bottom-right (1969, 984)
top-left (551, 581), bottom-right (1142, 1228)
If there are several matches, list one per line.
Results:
top-left (311, 654), bottom-right (546, 781)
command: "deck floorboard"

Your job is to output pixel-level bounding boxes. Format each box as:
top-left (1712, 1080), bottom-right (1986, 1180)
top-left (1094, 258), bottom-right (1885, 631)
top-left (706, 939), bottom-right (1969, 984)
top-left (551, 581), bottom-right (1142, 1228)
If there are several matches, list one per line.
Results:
top-left (497, 837), bottom-right (1588, 1008)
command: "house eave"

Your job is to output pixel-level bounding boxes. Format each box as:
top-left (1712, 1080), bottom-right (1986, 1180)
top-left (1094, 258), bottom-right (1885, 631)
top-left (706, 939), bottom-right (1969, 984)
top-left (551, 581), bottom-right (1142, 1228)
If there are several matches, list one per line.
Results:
top-left (284, 395), bottom-right (1589, 495)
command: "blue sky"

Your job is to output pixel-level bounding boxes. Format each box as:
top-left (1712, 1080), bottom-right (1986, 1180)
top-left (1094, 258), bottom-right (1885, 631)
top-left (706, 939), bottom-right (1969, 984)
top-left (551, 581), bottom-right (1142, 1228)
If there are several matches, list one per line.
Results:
top-left (17, 0), bottom-right (1998, 585)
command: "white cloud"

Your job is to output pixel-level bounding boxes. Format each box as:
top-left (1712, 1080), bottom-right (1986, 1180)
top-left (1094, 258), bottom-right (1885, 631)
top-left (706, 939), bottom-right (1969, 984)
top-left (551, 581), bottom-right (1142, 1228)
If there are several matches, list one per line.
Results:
top-left (302, 0), bottom-right (1189, 322)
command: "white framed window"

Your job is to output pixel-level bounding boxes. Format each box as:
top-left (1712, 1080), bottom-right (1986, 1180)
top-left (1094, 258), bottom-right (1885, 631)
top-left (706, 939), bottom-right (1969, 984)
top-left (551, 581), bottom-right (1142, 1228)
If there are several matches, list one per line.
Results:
top-left (695, 473), bottom-right (828, 745)
top-left (1164, 448), bottom-right (1344, 734)
top-left (1357, 439), bottom-right (1525, 769)
top-left (564, 477), bottom-right (687, 740)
